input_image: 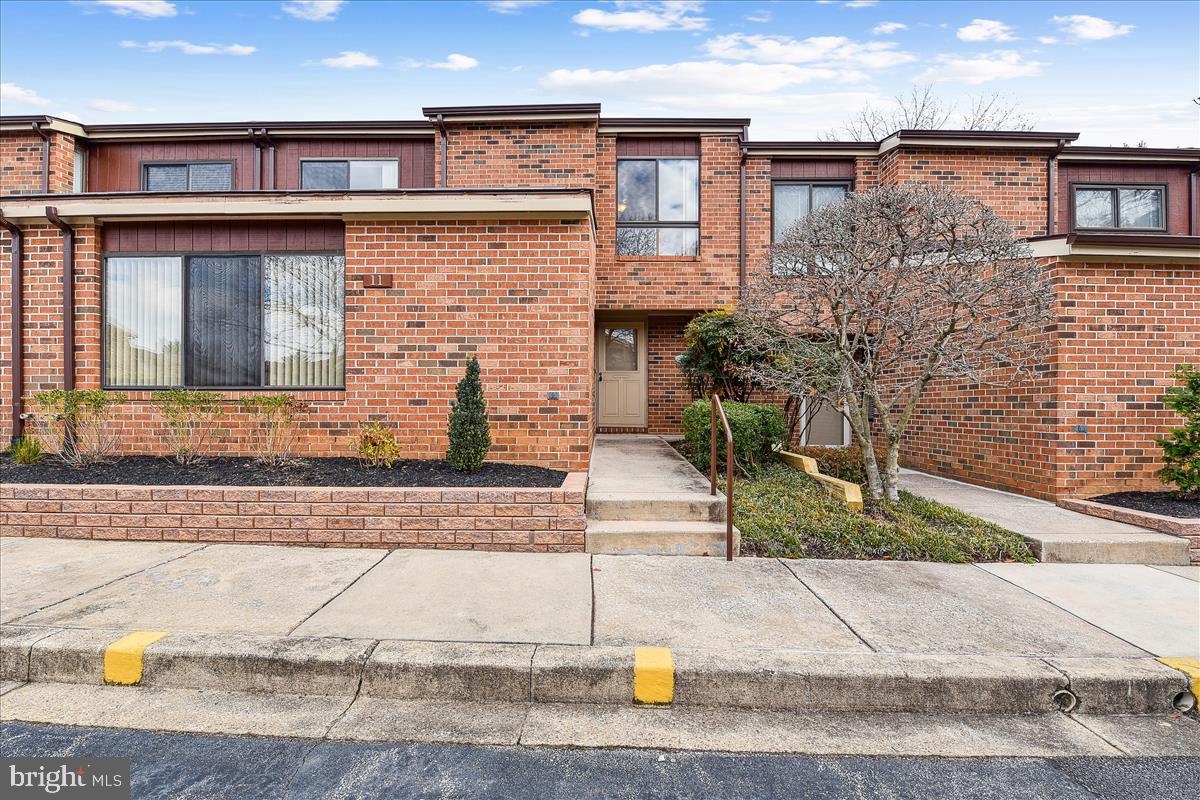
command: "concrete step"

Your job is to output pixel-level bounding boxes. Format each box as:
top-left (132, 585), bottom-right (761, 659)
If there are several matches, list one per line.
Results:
top-left (585, 491), bottom-right (727, 522)
top-left (584, 520), bottom-right (739, 557)
top-left (1023, 532), bottom-right (1191, 565)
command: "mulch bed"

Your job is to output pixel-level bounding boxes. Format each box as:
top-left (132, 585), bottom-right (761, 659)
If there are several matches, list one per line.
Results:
top-left (1088, 491), bottom-right (1200, 519)
top-left (0, 455), bottom-right (566, 488)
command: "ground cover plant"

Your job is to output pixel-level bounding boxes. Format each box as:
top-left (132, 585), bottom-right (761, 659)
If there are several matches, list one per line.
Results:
top-left (8, 435), bottom-right (43, 465)
top-left (731, 464), bottom-right (1034, 563)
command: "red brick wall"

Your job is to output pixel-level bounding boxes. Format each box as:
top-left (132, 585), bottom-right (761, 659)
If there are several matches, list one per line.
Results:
top-left (0, 473), bottom-right (587, 552)
top-left (440, 121), bottom-right (596, 188)
top-left (0, 132), bottom-right (75, 194)
top-left (647, 314), bottom-right (694, 434)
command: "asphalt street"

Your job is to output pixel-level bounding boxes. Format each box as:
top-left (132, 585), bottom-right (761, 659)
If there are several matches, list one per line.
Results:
top-left (3, 722), bottom-right (1197, 800)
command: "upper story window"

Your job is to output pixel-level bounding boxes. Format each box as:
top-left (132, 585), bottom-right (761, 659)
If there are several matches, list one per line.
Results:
top-left (1073, 184), bottom-right (1165, 231)
top-left (616, 158), bottom-right (699, 256)
top-left (143, 162), bottom-right (234, 192)
top-left (301, 159), bottom-right (399, 190)
top-left (772, 182), bottom-right (850, 241)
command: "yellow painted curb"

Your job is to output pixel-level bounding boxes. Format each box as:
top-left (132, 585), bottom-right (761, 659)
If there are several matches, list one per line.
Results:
top-left (634, 647), bottom-right (674, 705)
top-left (1158, 656), bottom-right (1200, 700)
top-left (104, 631), bottom-right (168, 685)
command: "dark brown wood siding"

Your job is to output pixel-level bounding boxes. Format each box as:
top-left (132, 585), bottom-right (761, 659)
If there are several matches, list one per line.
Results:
top-left (101, 220), bottom-right (344, 253)
top-left (273, 138), bottom-right (435, 188)
top-left (1059, 162), bottom-right (1191, 235)
top-left (87, 140), bottom-right (257, 192)
top-left (616, 138), bottom-right (700, 157)
top-left (771, 159), bottom-right (856, 180)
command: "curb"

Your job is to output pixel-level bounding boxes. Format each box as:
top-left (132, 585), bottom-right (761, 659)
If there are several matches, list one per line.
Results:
top-left (1, 625), bottom-right (1192, 716)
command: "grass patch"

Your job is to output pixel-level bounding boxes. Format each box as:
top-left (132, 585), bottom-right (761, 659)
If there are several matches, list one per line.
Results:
top-left (731, 464), bottom-right (1034, 563)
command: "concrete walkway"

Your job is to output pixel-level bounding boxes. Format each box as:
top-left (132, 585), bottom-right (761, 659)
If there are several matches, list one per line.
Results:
top-left (900, 468), bottom-right (1191, 565)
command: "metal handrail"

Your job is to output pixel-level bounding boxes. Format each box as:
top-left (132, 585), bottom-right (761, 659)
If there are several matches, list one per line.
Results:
top-left (710, 394), bottom-right (735, 561)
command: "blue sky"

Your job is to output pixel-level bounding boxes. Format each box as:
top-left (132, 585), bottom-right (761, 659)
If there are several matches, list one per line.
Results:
top-left (1, 1), bottom-right (1197, 145)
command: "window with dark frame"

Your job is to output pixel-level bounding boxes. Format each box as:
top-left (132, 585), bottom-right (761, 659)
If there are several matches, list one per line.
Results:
top-left (102, 253), bottom-right (345, 389)
top-left (772, 181), bottom-right (851, 241)
top-left (143, 162), bottom-right (234, 192)
top-left (1073, 184), bottom-right (1166, 231)
top-left (300, 159), bottom-right (400, 190)
top-left (616, 157), bottom-right (700, 256)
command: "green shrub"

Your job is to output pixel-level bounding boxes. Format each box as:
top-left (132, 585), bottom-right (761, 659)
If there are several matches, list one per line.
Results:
top-left (357, 421), bottom-right (401, 469)
top-left (785, 444), bottom-right (865, 485)
top-left (1156, 364), bottom-right (1200, 497)
top-left (31, 389), bottom-right (126, 467)
top-left (151, 389), bottom-right (223, 465)
top-left (240, 394), bottom-right (304, 467)
top-left (447, 356), bottom-right (491, 473)
top-left (683, 399), bottom-right (785, 474)
top-left (677, 309), bottom-right (758, 402)
top-left (10, 435), bottom-right (43, 465)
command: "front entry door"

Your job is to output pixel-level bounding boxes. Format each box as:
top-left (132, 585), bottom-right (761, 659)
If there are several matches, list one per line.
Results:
top-left (596, 323), bottom-right (646, 428)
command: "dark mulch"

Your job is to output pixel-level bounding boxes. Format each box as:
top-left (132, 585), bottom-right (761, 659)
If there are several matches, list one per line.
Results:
top-left (1089, 491), bottom-right (1200, 519)
top-left (0, 455), bottom-right (566, 488)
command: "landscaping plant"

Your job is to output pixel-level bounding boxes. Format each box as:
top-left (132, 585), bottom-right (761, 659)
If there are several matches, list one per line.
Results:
top-left (31, 389), bottom-right (126, 468)
top-left (447, 356), bottom-right (491, 473)
top-left (240, 394), bottom-right (305, 467)
top-left (357, 421), bottom-right (401, 469)
top-left (151, 389), bottom-right (223, 465)
top-left (676, 310), bottom-right (759, 402)
top-left (1156, 363), bottom-right (1200, 498)
top-left (682, 399), bottom-right (785, 475)
top-left (9, 435), bottom-right (43, 465)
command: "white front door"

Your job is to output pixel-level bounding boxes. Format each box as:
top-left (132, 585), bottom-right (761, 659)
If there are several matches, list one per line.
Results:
top-left (596, 323), bottom-right (647, 428)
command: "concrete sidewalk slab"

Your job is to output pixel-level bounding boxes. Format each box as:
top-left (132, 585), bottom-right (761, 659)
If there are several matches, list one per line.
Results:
top-left (18, 544), bottom-right (384, 635)
top-left (0, 538), bottom-right (202, 623)
top-left (591, 555), bottom-right (868, 651)
top-left (293, 550), bottom-right (592, 645)
top-left (328, 697), bottom-right (526, 746)
top-left (785, 561), bottom-right (1146, 657)
top-left (979, 563), bottom-right (1200, 658)
top-left (1071, 714), bottom-right (1200, 757)
top-left (1151, 565), bottom-right (1199, 582)
top-left (587, 434), bottom-right (710, 495)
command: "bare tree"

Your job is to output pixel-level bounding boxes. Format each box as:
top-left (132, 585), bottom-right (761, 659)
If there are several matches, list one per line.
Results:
top-left (825, 85), bottom-right (1034, 141)
top-left (737, 184), bottom-right (1054, 501)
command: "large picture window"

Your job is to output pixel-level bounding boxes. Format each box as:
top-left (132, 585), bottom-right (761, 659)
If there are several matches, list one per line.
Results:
top-left (772, 182), bottom-right (850, 241)
top-left (103, 254), bottom-right (345, 389)
top-left (616, 158), bottom-right (699, 256)
top-left (1073, 185), bottom-right (1165, 231)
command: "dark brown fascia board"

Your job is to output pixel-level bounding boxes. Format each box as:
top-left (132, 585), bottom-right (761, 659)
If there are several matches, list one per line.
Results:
top-left (601, 117), bottom-right (751, 126)
top-left (0, 118), bottom-right (435, 140)
top-left (1058, 145), bottom-right (1200, 161)
top-left (1028, 232), bottom-right (1200, 247)
top-left (0, 186), bottom-right (593, 203)
top-left (745, 141), bottom-right (877, 155)
top-left (894, 129), bottom-right (1081, 142)
top-left (422, 103), bottom-right (602, 118)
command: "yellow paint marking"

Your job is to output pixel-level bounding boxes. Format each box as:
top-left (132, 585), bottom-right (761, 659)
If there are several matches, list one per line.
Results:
top-left (634, 647), bottom-right (674, 704)
top-left (104, 631), bottom-right (168, 685)
top-left (1158, 656), bottom-right (1200, 701)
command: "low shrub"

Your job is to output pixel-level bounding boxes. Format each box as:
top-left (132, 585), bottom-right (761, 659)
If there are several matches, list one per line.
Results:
top-left (1156, 363), bottom-right (1200, 498)
top-left (683, 399), bottom-right (785, 474)
top-left (151, 389), bottom-right (223, 465)
top-left (240, 394), bottom-right (304, 467)
top-left (31, 389), bottom-right (126, 468)
top-left (357, 421), bottom-right (401, 469)
top-left (447, 356), bottom-right (491, 473)
top-left (10, 435), bottom-right (43, 465)
top-left (785, 445), bottom-right (865, 485)
top-left (732, 464), bottom-right (1033, 563)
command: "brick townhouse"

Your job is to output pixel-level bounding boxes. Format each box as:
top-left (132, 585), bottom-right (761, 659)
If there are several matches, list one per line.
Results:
top-left (0, 103), bottom-right (1197, 500)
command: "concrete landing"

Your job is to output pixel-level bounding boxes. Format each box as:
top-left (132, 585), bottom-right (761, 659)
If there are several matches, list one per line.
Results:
top-left (585, 435), bottom-right (738, 556)
top-left (900, 469), bottom-right (1190, 565)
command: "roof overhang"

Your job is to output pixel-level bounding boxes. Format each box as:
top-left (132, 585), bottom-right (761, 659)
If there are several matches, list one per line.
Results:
top-left (1058, 147), bottom-right (1200, 164)
top-left (423, 103), bottom-right (601, 124)
top-left (0, 117), bottom-right (433, 141)
top-left (0, 116), bottom-right (87, 138)
top-left (879, 129), bottom-right (1079, 154)
top-left (744, 141), bottom-right (877, 158)
top-left (599, 118), bottom-right (749, 136)
top-left (0, 189), bottom-right (594, 224)
top-left (1028, 233), bottom-right (1200, 264)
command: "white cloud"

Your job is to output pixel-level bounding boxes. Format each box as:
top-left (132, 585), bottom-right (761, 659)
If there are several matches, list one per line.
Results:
top-left (1033, 100), bottom-right (1199, 147)
top-left (957, 19), bottom-right (1016, 42)
top-left (745, 10), bottom-right (771, 23)
top-left (573, 1), bottom-right (708, 33)
top-left (319, 50), bottom-right (379, 68)
top-left (281, 1), bottom-right (345, 21)
top-left (121, 40), bottom-right (256, 55)
top-left (1050, 15), bottom-right (1133, 41)
top-left (703, 33), bottom-right (917, 70)
top-left (871, 21), bottom-right (906, 35)
top-left (484, 0), bottom-right (550, 13)
top-left (542, 61), bottom-right (851, 96)
top-left (88, 98), bottom-right (138, 113)
top-left (430, 53), bottom-right (479, 71)
top-left (0, 83), bottom-right (52, 107)
top-left (1038, 36), bottom-right (1058, 45)
top-left (57, 111), bottom-right (84, 123)
top-left (844, 1), bottom-right (878, 7)
top-left (921, 50), bottom-right (1044, 84)
top-left (91, 1), bottom-right (176, 18)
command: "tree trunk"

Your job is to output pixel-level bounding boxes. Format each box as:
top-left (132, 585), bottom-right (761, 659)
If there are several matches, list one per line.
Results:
top-left (882, 440), bottom-right (902, 502)
top-left (861, 434), bottom-right (885, 500)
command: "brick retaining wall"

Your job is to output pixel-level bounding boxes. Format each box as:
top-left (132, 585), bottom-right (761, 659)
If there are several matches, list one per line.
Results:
top-left (0, 473), bottom-right (588, 553)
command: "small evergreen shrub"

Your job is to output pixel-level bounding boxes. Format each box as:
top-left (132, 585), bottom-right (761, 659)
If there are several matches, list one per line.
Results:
top-left (151, 389), bottom-right (223, 465)
top-left (785, 444), bottom-right (865, 485)
top-left (31, 389), bottom-right (126, 467)
top-left (240, 394), bottom-right (304, 467)
top-left (1156, 363), bottom-right (1200, 497)
top-left (357, 421), bottom-right (401, 469)
top-left (446, 356), bottom-right (491, 473)
top-left (682, 399), bottom-right (785, 474)
top-left (10, 435), bottom-right (43, 465)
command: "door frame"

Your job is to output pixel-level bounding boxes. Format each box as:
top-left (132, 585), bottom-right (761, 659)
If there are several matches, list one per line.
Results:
top-left (595, 318), bottom-right (648, 429)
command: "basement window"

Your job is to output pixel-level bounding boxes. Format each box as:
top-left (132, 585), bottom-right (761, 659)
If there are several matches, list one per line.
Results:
top-left (300, 159), bottom-right (399, 190)
top-left (1073, 185), bottom-right (1166, 231)
top-left (616, 158), bottom-right (699, 256)
top-left (142, 162), bottom-right (234, 192)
